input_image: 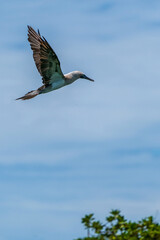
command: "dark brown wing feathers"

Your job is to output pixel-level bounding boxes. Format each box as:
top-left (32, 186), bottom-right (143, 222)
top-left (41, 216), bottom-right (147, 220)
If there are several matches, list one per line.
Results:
top-left (27, 26), bottom-right (64, 85)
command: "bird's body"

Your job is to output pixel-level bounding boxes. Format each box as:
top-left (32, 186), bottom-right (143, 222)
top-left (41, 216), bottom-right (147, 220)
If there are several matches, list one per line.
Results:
top-left (16, 26), bottom-right (94, 100)
top-left (41, 78), bottom-right (65, 93)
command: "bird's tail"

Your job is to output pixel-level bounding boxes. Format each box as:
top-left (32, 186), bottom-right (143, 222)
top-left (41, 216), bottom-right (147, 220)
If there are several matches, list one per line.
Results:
top-left (16, 89), bottom-right (40, 100)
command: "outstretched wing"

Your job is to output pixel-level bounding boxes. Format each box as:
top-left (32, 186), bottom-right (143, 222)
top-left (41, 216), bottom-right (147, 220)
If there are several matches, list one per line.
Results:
top-left (27, 26), bottom-right (64, 86)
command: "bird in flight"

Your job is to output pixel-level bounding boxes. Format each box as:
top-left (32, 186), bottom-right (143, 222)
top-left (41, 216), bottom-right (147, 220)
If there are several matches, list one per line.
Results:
top-left (16, 26), bottom-right (94, 100)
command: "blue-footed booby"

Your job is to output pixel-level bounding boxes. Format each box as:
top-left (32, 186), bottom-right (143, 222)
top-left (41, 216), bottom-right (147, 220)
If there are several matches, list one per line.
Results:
top-left (16, 26), bottom-right (94, 100)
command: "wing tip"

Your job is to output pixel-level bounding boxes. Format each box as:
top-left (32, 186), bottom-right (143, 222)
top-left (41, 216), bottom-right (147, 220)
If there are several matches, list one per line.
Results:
top-left (27, 25), bottom-right (41, 37)
top-left (27, 25), bottom-right (31, 30)
top-left (37, 29), bottom-right (41, 36)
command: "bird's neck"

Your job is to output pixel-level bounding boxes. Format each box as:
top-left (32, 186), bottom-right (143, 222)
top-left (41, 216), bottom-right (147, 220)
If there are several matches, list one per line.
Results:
top-left (64, 72), bottom-right (79, 85)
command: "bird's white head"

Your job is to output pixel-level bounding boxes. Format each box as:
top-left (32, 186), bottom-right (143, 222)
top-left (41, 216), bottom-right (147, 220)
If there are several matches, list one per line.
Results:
top-left (65, 71), bottom-right (94, 84)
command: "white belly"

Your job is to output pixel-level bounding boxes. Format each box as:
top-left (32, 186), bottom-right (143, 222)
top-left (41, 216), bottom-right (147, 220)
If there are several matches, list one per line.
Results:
top-left (41, 79), bottom-right (65, 94)
top-left (51, 79), bottom-right (65, 90)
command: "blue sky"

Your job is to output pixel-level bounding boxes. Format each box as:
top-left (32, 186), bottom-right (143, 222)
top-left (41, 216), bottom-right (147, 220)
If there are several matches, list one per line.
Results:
top-left (1, 0), bottom-right (160, 239)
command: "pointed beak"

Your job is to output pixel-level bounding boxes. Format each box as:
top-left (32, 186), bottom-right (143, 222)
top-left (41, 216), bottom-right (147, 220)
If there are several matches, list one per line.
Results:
top-left (85, 76), bottom-right (94, 82)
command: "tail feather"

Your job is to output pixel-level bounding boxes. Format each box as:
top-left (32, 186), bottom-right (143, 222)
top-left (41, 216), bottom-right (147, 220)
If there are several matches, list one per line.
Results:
top-left (16, 90), bottom-right (39, 100)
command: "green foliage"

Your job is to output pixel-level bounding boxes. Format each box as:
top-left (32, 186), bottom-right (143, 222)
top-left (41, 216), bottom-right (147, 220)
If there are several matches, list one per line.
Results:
top-left (75, 210), bottom-right (160, 240)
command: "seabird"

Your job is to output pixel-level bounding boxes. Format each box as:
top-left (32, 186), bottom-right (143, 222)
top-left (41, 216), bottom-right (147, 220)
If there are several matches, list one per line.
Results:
top-left (16, 26), bottom-right (94, 100)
